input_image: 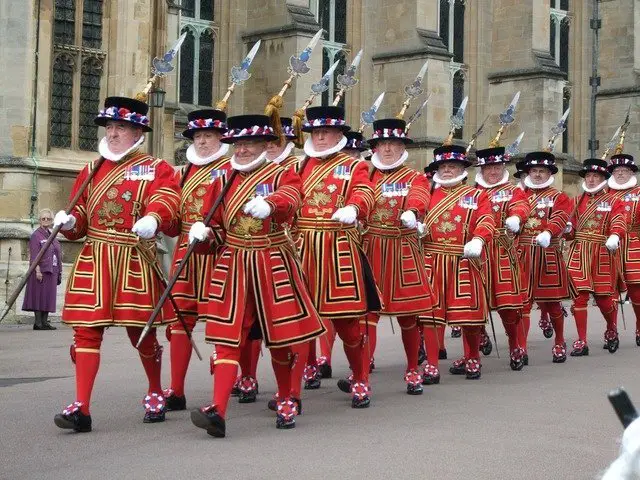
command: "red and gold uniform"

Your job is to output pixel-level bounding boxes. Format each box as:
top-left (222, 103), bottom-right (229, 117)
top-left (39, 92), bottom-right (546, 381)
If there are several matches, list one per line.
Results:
top-left (191, 114), bottom-right (325, 435)
top-left (566, 159), bottom-right (626, 355)
top-left (517, 152), bottom-right (572, 363)
top-left (361, 117), bottom-right (433, 393)
top-left (606, 153), bottom-right (640, 347)
top-left (164, 108), bottom-right (231, 408)
top-left (419, 145), bottom-right (496, 380)
top-left (473, 146), bottom-right (531, 370)
top-left (54, 96), bottom-right (181, 431)
top-left (296, 105), bottom-right (376, 406)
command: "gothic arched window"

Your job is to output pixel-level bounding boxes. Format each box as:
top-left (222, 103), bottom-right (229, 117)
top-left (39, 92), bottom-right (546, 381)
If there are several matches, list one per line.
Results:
top-left (315, 0), bottom-right (348, 106)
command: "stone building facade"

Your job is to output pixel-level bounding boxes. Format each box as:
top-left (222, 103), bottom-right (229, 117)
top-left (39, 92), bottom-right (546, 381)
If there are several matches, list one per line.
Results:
top-left (0, 0), bottom-right (638, 321)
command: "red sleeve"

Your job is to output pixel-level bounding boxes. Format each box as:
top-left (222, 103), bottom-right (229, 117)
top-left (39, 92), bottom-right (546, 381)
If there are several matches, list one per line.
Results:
top-left (507, 186), bottom-right (532, 224)
top-left (547, 192), bottom-right (572, 238)
top-left (163, 168), bottom-right (186, 238)
top-left (406, 173), bottom-right (431, 218)
top-left (609, 197), bottom-right (628, 237)
top-left (563, 195), bottom-right (580, 241)
top-left (61, 164), bottom-right (91, 241)
top-left (345, 161), bottom-right (375, 220)
top-left (471, 190), bottom-right (496, 243)
top-left (265, 166), bottom-right (302, 224)
top-left (144, 160), bottom-right (181, 235)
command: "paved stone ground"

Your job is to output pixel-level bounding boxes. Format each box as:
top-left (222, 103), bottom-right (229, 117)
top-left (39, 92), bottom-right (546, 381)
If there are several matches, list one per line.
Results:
top-left (1, 306), bottom-right (638, 480)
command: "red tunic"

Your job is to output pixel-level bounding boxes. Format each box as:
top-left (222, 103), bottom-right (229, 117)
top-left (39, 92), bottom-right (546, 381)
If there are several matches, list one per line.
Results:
top-left (166, 158), bottom-right (230, 319)
top-left (362, 166), bottom-right (433, 316)
top-left (295, 152), bottom-right (376, 320)
top-left (566, 188), bottom-right (626, 296)
top-left (476, 181), bottom-right (531, 310)
top-left (62, 151), bottom-right (180, 327)
top-left (518, 185), bottom-right (572, 303)
top-left (419, 182), bottom-right (496, 326)
top-left (199, 161), bottom-right (325, 348)
top-left (608, 186), bottom-right (640, 285)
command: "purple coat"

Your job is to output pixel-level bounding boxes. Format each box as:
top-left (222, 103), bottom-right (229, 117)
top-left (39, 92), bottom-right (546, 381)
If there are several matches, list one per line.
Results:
top-left (22, 227), bottom-right (62, 313)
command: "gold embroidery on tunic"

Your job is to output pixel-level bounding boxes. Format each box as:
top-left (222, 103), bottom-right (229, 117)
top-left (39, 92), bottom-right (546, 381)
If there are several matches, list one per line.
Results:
top-left (97, 200), bottom-right (124, 227)
top-left (525, 217), bottom-right (542, 229)
top-left (371, 207), bottom-right (394, 224)
top-left (233, 216), bottom-right (263, 235)
top-left (436, 221), bottom-right (456, 234)
top-left (307, 190), bottom-right (332, 207)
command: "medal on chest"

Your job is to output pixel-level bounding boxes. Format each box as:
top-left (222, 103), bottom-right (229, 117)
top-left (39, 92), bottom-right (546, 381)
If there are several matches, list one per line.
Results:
top-left (459, 195), bottom-right (478, 210)
top-left (381, 182), bottom-right (410, 198)
top-left (333, 165), bottom-right (351, 180)
top-left (124, 165), bottom-right (155, 181)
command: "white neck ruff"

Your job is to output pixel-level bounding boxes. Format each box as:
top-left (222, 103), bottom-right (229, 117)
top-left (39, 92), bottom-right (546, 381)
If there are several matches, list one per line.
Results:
top-left (475, 170), bottom-right (509, 188)
top-left (524, 175), bottom-right (554, 190)
top-left (303, 135), bottom-right (348, 159)
top-left (99, 136), bottom-right (145, 162)
top-left (582, 179), bottom-right (608, 194)
top-left (268, 142), bottom-right (295, 165)
top-left (434, 171), bottom-right (468, 188)
top-left (608, 175), bottom-right (638, 191)
top-left (186, 142), bottom-right (229, 166)
top-left (371, 150), bottom-right (408, 171)
top-left (230, 151), bottom-right (268, 173)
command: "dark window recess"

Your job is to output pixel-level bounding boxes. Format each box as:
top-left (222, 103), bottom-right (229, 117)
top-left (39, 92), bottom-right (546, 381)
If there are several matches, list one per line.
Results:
top-left (50, 55), bottom-right (75, 148)
top-left (321, 48), bottom-right (330, 106)
top-left (334, 0), bottom-right (347, 44)
top-left (560, 21), bottom-right (569, 73)
top-left (198, 31), bottom-right (214, 106)
top-left (550, 19), bottom-right (556, 60)
top-left (179, 29), bottom-right (195, 104)
top-left (54, 0), bottom-right (76, 45)
top-left (82, 0), bottom-right (103, 49)
top-left (182, 0), bottom-right (195, 18)
top-left (200, 0), bottom-right (214, 21)
top-left (318, 0), bottom-right (331, 36)
top-left (453, 1), bottom-right (464, 62)
top-left (439, 0), bottom-right (450, 51)
top-left (79, 57), bottom-right (102, 151)
top-left (452, 71), bottom-right (465, 140)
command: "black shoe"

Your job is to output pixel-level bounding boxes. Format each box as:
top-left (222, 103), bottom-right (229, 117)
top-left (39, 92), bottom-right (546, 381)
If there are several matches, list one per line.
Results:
top-left (438, 349), bottom-right (448, 360)
top-left (165, 393), bottom-right (186, 411)
top-left (480, 336), bottom-right (493, 356)
top-left (406, 383), bottom-right (423, 395)
top-left (319, 363), bottom-right (332, 379)
top-left (451, 327), bottom-right (462, 338)
top-left (523, 353), bottom-right (529, 366)
top-left (465, 359), bottom-right (481, 380)
top-left (33, 323), bottom-right (43, 331)
top-left (267, 397), bottom-right (278, 411)
top-left (552, 344), bottom-right (567, 364)
top-left (337, 378), bottom-right (352, 393)
top-left (42, 322), bottom-right (57, 330)
top-left (605, 331), bottom-right (620, 354)
top-left (304, 378), bottom-right (321, 390)
top-left (570, 341), bottom-right (589, 357)
top-left (422, 365), bottom-right (440, 385)
top-left (238, 389), bottom-right (257, 403)
top-left (418, 344), bottom-right (426, 365)
top-left (191, 407), bottom-right (226, 438)
top-left (636, 333), bottom-right (640, 347)
top-left (449, 359), bottom-right (466, 375)
top-left (276, 415), bottom-right (296, 429)
top-left (143, 410), bottom-right (165, 423)
top-left (369, 359), bottom-right (375, 373)
top-left (543, 327), bottom-right (554, 339)
top-left (351, 395), bottom-right (370, 408)
top-left (275, 398), bottom-right (299, 429)
top-left (54, 411), bottom-right (92, 433)
top-left (509, 349), bottom-right (525, 371)
top-left (292, 397), bottom-right (303, 415)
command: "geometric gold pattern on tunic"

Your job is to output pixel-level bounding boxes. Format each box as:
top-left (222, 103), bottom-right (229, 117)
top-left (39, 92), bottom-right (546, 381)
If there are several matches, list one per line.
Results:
top-left (106, 187), bottom-right (118, 200)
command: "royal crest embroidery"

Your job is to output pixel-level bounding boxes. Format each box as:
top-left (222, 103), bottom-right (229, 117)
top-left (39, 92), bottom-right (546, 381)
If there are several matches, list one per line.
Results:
top-left (371, 207), bottom-right (394, 224)
top-left (307, 190), bottom-right (332, 207)
top-left (97, 200), bottom-right (124, 227)
top-left (436, 221), bottom-right (457, 234)
top-left (233, 216), bottom-right (263, 235)
top-left (124, 165), bottom-right (155, 181)
top-left (196, 187), bottom-right (207, 197)
top-left (526, 217), bottom-right (542, 229)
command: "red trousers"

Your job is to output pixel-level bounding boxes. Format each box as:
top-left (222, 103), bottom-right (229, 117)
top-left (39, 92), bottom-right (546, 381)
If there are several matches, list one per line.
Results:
top-left (422, 324), bottom-right (482, 368)
top-left (72, 326), bottom-right (162, 415)
top-left (571, 291), bottom-right (617, 342)
top-left (498, 309), bottom-right (523, 352)
top-left (365, 314), bottom-right (420, 371)
top-left (521, 301), bottom-right (565, 352)
top-left (167, 313), bottom-right (197, 397)
top-left (625, 284), bottom-right (640, 333)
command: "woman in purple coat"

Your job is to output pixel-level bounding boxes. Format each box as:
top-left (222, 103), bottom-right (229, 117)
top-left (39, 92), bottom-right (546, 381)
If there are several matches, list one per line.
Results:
top-left (22, 209), bottom-right (62, 330)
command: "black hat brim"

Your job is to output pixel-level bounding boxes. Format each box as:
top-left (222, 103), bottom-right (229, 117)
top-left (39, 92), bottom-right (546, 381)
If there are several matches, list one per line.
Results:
top-left (301, 124), bottom-right (351, 133)
top-left (426, 158), bottom-right (472, 172)
top-left (608, 164), bottom-right (639, 173)
top-left (220, 134), bottom-right (279, 144)
top-left (368, 137), bottom-right (413, 148)
top-left (182, 126), bottom-right (227, 140)
top-left (522, 164), bottom-right (558, 175)
top-left (94, 116), bottom-right (152, 132)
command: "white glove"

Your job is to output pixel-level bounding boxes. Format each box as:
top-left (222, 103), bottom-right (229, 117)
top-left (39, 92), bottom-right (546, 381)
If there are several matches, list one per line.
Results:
top-left (564, 222), bottom-right (573, 234)
top-left (536, 231), bottom-right (551, 248)
top-left (504, 216), bottom-right (520, 233)
top-left (463, 238), bottom-right (484, 258)
top-left (188, 221), bottom-right (210, 243)
top-left (132, 215), bottom-right (158, 239)
top-left (417, 222), bottom-right (426, 237)
top-left (331, 205), bottom-right (358, 225)
top-left (400, 210), bottom-right (417, 229)
top-left (606, 234), bottom-right (620, 252)
top-left (53, 210), bottom-right (76, 231)
top-left (243, 197), bottom-right (272, 219)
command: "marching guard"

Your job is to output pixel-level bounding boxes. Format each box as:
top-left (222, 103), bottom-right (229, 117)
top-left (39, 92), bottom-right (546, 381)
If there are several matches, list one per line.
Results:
top-left (296, 105), bottom-right (378, 407)
top-left (474, 145), bottom-right (531, 370)
top-left (164, 109), bottom-right (231, 411)
top-left (518, 151), bottom-right (572, 363)
top-left (419, 144), bottom-right (496, 381)
top-left (361, 117), bottom-right (433, 394)
top-left (566, 159), bottom-right (626, 356)
top-left (607, 150), bottom-right (640, 347)
top-left (53, 95), bottom-right (181, 432)
top-left (189, 114), bottom-right (325, 436)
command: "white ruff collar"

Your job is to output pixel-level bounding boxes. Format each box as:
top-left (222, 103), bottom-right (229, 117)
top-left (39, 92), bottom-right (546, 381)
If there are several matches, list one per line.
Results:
top-left (268, 142), bottom-right (295, 165)
top-left (303, 135), bottom-right (348, 159)
top-left (230, 151), bottom-right (267, 172)
top-left (434, 171), bottom-right (468, 188)
top-left (99, 136), bottom-right (145, 162)
top-left (371, 150), bottom-right (408, 171)
top-left (524, 175), bottom-right (554, 190)
top-left (475, 170), bottom-right (509, 188)
top-left (582, 179), bottom-right (608, 194)
top-left (186, 142), bottom-right (229, 166)
top-left (608, 176), bottom-right (638, 190)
